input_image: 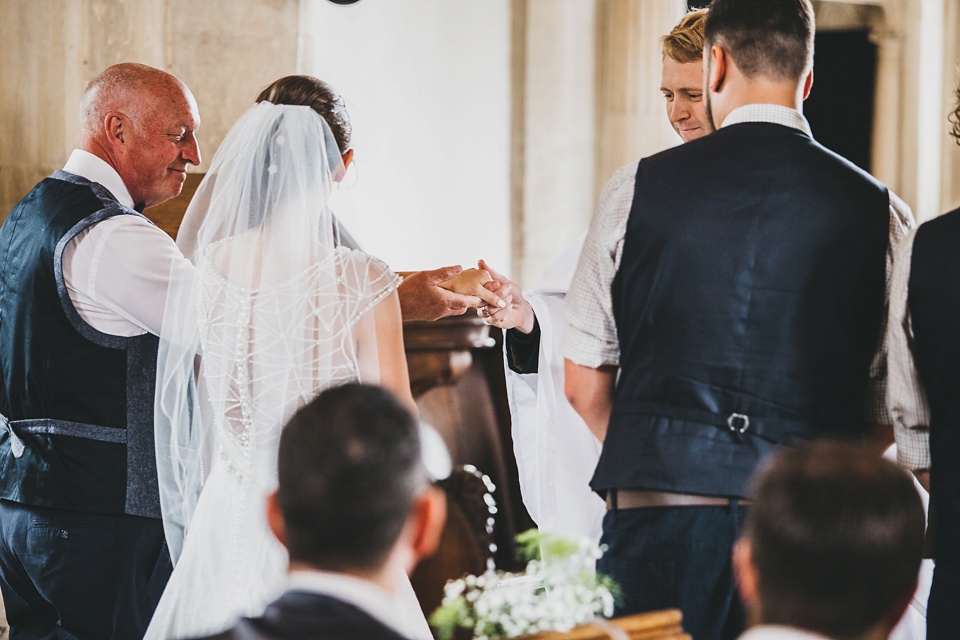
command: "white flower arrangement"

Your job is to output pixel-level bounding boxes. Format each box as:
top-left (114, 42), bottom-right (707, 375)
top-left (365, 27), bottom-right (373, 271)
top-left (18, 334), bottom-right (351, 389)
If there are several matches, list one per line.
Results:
top-left (430, 530), bottom-right (617, 640)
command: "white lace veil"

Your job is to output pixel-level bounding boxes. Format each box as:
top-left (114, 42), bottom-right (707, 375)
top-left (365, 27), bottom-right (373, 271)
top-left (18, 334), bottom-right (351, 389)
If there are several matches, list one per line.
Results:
top-left (154, 101), bottom-right (392, 563)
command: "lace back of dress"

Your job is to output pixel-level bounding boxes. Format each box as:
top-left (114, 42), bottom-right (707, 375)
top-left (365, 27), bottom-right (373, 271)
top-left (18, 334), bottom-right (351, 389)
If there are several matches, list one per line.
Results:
top-left (148, 101), bottom-right (405, 639)
top-left (198, 248), bottom-right (374, 482)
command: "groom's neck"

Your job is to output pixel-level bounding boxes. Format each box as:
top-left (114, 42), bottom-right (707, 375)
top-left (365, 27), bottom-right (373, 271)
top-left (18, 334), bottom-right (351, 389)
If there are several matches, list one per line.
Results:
top-left (288, 560), bottom-right (399, 595)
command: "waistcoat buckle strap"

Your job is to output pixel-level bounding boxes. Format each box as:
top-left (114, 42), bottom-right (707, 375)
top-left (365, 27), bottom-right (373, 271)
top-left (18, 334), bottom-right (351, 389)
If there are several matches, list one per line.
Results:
top-left (727, 412), bottom-right (750, 434)
top-left (0, 413), bottom-right (25, 458)
top-left (613, 401), bottom-right (817, 443)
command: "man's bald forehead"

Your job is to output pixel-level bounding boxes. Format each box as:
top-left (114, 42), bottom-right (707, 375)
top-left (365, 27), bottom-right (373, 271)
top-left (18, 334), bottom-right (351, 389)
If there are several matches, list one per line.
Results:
top-left (90, 62), bottom-right (176, 89)
top-left (80, 63), bottom-right (189, 133)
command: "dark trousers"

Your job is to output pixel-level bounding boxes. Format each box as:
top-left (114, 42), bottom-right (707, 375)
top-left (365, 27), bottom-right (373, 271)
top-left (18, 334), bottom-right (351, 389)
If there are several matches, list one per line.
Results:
top-left (0, 500), bottom-right (171, 640)
top-left (596, 501), bottom-right (747, 640)
top-left (927, 560), bottom-right (960, 639)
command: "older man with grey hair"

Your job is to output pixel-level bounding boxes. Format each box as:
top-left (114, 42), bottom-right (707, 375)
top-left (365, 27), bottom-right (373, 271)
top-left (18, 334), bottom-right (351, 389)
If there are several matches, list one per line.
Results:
top-left (0, 62), bottom-right (201, 639)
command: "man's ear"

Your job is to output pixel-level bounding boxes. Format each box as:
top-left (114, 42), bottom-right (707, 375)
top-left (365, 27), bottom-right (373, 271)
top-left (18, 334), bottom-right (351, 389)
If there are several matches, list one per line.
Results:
top-left (105, 112), bottom-right (127, 148)
top-left (408, 486), bottom-right (447, 563)
top-left (266, 490), bottom-right (287, 546)
top-left (733, 538), bottom-right (758, 607)
top-left (801, 69), bottom-right (814, 101)
top-left (709, 44), bottom-right (728, 93)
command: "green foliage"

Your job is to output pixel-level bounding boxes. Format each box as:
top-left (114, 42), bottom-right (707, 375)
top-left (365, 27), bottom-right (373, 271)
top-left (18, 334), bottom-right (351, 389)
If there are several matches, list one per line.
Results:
top-left (515, 528), bottom-right (581, 563)
top-left (430, 595), bottom-right (467, 640)
top-left (430, 529), bottom-right (618, 640)
top-left (515, 528), bottom-right (543, 562)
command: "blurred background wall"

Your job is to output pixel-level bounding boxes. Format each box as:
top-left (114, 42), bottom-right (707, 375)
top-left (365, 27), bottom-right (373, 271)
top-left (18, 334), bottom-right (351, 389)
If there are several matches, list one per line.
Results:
top-left (2, 0), bottom-right (959, 286)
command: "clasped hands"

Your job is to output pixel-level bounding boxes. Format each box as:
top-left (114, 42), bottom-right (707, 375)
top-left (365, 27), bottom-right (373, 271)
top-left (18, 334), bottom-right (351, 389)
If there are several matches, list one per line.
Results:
top-left (441, 260), bottom-right (535, 334)
top-left (396, 261), bottom-right (534, 333)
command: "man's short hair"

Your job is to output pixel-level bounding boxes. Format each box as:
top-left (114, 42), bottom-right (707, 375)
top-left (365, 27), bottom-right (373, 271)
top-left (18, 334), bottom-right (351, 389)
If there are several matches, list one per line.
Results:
top-left (662, 8), bottom-right (708, 64)
top-left (703, 0), bottom-right (815, 81)
top-left (276, 383), bottom-right (426, 572)
top-left (745, 441), bottom-right (924, 638)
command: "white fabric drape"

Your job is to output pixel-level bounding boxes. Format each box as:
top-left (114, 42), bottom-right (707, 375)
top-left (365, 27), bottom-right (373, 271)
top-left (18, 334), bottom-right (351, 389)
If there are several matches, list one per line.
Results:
top-left (504, 232), bottom-right (605, 544)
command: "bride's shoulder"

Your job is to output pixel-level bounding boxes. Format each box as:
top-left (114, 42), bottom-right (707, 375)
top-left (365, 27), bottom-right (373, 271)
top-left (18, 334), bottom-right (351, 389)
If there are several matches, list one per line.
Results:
top-left (335, 247), bottom-right (390, 273)
top-left (334, 247), bottom-right (400, 291)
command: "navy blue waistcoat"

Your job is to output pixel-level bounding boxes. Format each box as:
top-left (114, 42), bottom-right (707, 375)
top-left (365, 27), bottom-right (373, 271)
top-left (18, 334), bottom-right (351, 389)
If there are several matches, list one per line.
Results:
top-left (595, 122), bottom-right (889, 498)
top-left (0, 171), bottom-right (161, 518)
top-left (907, 207), bottom-right (960, 562)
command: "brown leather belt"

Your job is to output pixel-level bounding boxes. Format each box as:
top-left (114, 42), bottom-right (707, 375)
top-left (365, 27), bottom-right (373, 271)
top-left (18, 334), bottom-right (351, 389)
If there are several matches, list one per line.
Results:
top-left (606, 489), bottom-right (750, 510)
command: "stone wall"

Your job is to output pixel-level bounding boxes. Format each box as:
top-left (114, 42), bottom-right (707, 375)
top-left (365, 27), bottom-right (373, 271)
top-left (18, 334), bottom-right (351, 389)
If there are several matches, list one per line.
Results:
top-left (0, 0), bottom-right (298, 218)
top-left (511, 0), bottom-right (685, 287)
top-left (6, 0), bottom-right (960, 276)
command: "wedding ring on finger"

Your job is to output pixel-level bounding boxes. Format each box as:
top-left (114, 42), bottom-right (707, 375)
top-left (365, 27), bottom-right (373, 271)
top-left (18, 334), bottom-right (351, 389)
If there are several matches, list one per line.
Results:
top-left (480, 307), bottom-right (491, 318)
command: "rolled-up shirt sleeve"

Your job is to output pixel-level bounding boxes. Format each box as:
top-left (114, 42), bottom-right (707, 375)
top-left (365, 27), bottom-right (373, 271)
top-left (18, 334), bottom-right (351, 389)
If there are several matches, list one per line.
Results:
top-left (864, 191), bottom-right (916, 425)
top-left (562, 164), bottom-right (636, 368)
top-left (885, 226), bottom-right (931, 470)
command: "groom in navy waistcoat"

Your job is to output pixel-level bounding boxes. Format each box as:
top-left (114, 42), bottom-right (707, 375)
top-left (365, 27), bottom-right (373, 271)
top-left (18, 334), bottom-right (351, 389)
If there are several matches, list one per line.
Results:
top-left (564, 1), bottom-right (898, 638)
top-left (0, 63), bottom-right (201, 639)
top-left (194, 383), bottom-right (446, 640)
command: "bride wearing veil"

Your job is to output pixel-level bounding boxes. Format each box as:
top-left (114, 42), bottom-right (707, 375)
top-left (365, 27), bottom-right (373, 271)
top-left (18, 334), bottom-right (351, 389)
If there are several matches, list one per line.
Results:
top-left (146, 77), bottom-right (430, 639)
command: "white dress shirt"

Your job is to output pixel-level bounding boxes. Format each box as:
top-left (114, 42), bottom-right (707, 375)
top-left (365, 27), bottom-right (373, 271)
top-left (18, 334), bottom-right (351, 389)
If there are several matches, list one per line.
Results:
top-left (562, 104), bottom-right (915, 424)
top-left (60, 149), bottom-right (197, 337)
top-left (737, 626), bottom-right (831, 640)
top-left (286, 569), bottom-right (417, 639)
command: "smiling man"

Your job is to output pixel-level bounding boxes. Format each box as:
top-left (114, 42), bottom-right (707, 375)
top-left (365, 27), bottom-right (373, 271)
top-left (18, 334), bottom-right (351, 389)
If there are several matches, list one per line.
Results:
top-left (661, 9), bottom-right (711, 142)
top-left (0, 63), bottom-right (201, 639)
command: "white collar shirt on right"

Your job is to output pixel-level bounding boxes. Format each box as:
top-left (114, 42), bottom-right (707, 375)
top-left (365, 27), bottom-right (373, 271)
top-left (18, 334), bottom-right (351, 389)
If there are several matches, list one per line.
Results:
top-left (737, 625), bottom-right (832, 640)
top-left (721, 103), bottom-right (813, 136)
top-left (286, 569), bottom-right (417, 639)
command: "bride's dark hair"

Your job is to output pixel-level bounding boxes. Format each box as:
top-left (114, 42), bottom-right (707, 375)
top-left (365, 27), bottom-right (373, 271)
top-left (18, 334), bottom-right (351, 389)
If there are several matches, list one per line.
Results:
top-left (256, 75), bottom-right (352, 154)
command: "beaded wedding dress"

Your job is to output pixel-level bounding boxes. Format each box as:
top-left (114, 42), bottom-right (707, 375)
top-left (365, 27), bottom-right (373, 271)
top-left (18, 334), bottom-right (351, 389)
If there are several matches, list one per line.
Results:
top-left (145, 102), bottom-right (429, 639)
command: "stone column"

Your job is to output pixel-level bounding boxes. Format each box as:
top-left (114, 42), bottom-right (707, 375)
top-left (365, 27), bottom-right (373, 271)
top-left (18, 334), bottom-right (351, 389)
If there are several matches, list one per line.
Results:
top-left (594, 0), bottom-right (686, 197)
top-left (512, 0), bottom-right (686, 287)
top-left (513, 0), bottom-right (599, 287)
top-left (911, 0), bottom-right (945, 221)
top-left (870, 20), bottom-right (904, 198)
top-left (872, 0), bottom-right (947, 222)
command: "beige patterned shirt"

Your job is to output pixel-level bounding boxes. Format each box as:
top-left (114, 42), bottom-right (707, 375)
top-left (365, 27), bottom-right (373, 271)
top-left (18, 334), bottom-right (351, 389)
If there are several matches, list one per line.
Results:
top-left (563, 104), bottom-right (915, 425)
top-left (886, 227), bottom-right (932, 470)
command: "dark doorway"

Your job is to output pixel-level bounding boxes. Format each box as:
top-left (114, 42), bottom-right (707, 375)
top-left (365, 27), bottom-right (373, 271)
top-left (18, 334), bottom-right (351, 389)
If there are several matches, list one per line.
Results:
top-left (805, 30), bottom-right (878, 172)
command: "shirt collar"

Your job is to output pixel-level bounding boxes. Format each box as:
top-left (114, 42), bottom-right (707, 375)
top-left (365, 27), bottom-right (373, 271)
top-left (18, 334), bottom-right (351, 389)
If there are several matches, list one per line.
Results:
top-left (738, 625), bottom-right (832, 640)
top-left (62, 149), bottom-right (136, 209)
top-left (287, 569), bottom-right (413, 638)
top-left (721, 104), bottom-right (812, 137)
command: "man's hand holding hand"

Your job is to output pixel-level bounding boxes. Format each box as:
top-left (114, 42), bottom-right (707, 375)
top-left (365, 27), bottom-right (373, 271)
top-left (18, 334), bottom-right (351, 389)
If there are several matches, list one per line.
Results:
top-left (475, 259), bottom-right (535, 334)
top-left (397, 266), bottom-right (505, 322)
